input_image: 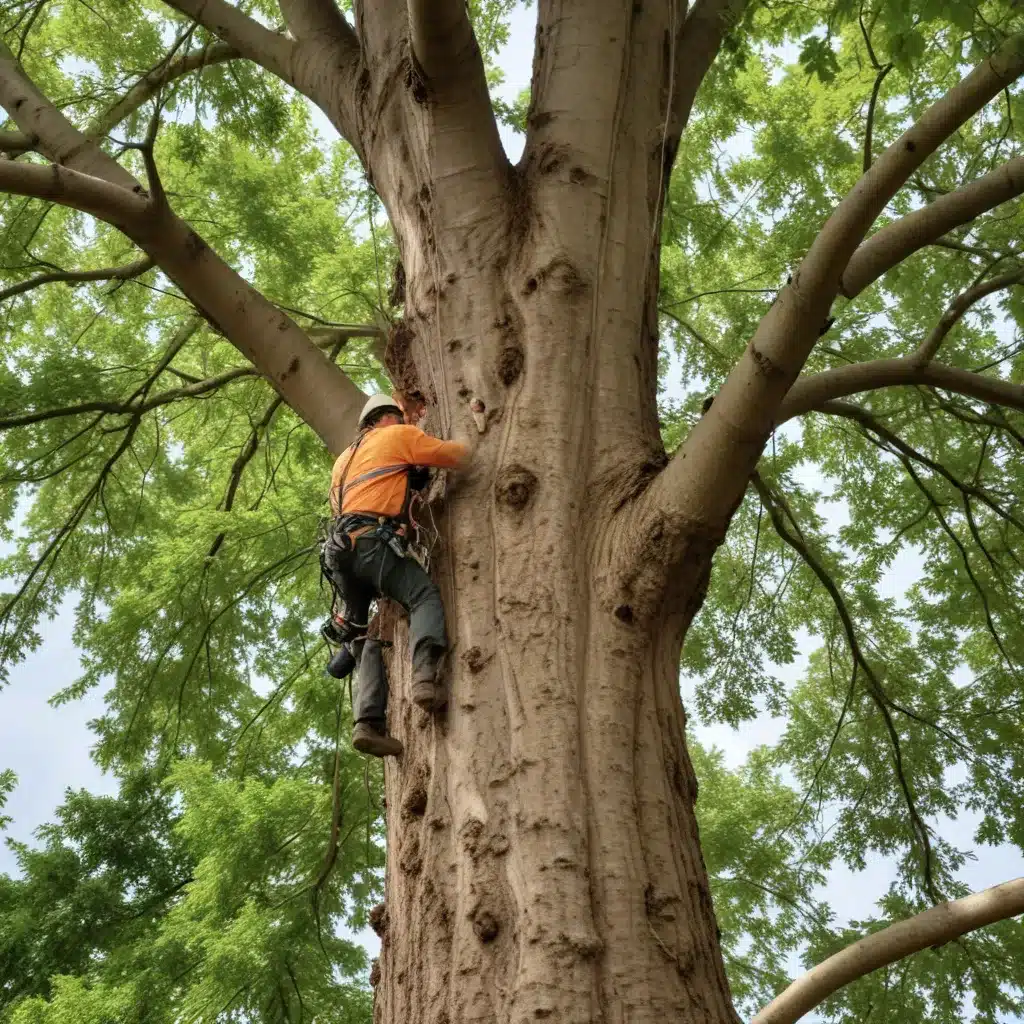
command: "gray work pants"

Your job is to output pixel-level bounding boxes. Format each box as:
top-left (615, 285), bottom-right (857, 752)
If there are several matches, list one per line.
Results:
top-left (328, 532), bottom-right (447, 728)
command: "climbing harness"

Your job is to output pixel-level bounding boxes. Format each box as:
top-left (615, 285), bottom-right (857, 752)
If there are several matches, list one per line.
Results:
top-left (317, 427), bottom-right (440, 649)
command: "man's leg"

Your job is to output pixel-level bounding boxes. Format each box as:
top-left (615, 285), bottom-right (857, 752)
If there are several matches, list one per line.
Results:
top-left (327, 548), bottom-right (402, 757)
top-left (351, 639), bottom-right (402, 757)
top-left (377, 549), bottom-right (449, 712)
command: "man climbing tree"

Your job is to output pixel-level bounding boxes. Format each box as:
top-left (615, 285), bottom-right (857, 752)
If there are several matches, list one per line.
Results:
top-left (1, 2), bottom-right (1024, 1024)
top-left (323, 392), bottom-right (469, 757)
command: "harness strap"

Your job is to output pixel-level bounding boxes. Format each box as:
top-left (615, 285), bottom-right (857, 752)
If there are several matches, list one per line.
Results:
top-left (341, 463), bottom-right (409, 494)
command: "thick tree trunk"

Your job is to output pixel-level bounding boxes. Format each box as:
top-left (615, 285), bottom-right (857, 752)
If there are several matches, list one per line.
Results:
top-left (375, 558), bottom-right (735, 1023)
top-left (363, 19), bottom-right (740, 1006)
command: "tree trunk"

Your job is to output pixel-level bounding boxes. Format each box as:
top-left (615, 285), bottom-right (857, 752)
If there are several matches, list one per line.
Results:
top-left (365, 22), bottom-right (740, 1007)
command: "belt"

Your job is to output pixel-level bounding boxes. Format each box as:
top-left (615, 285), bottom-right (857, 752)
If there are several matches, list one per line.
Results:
top-left (335, 513), bottom-right (405, 546)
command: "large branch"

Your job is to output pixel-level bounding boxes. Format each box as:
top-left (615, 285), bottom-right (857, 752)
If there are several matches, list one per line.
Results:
top-left (0, 129), bottom-right (34, 153)
top-left (0, 41), bottom-right (135, 189)
top-left (162, 0), bottom-right (364, 149)
top-left (401, 0), bottom-right (508, 197)
top-left (642, 34), bottom-right (1024, 541)
top-left (408, 0), bottom-right (479, 83)
top-left (752, 877), bottom-right (1024, 1024)
top-left (778, 359), bottom-right (1024, 422)
top-left (672, 0), bottom-right (750, 135)
top-left (0, 46), bottom-right (365, 453)
top-left (160, 0), bottom-right (297, 83)
top-left (840, 155), bottom-right (1024, 300)
top-left (0, 256), bottom-right (154, 303)
top-left (278, 0), bottom-right (352, 44)
top-left (0, 159), bottom-right (149, 224)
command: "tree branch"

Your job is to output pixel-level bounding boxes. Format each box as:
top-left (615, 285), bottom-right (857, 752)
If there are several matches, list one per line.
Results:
top-left (752, 877), bottom-right (1024, 1024)
top-left (277, 0), bottom-right (353, 45)
top-left (0, 255), bottom-right (154, 303)
top-left (863, 63), bottom-right (894, 173)
top-left (0, 366), bottom-right (258, 431)
top-left (159, 0), bottom-right (298, 84)
top-left (0, 128), bottom-right (35, 152)
top-left (751, 472), bottom-right (938, 901)
top-left (0, 40), bottom-right (136, 189)
top-left (408, 0), bottom-right (482, 83)
top-left (400, 0), bottom-right (508, 206)
top-left (90, 41), bottom-right (239, 142)
top-left (0, 39), bottom-right (366, 453)
top-left (207, 394), bottom-right (285, 558)
top-left (673, 0), bottom-right (750, 136)
top-left (162, 0), bottom-right (364, 149)
top-left (778, 358), bottom-right (1024, 423)
top-left (913, 266), bottom-right (1024, 364)
top-left (643, 33), bottom-right (1024, 542)
top-left (813, 400), bottom-right (1024, 536)
top-left (840, 154), bottom-right (1024, 299)
top-left (0, 159), bottom-right (149, 225)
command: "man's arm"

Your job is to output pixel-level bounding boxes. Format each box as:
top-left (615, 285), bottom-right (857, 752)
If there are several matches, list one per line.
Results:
top-left (397, 426), bottom-right (470, 470)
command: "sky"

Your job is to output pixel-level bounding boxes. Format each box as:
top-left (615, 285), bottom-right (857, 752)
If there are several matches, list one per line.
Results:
top-left (1, 1), bottom-right (1023, 1015)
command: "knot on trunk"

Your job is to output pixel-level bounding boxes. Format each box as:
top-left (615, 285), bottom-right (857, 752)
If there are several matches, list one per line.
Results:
top-left (369, 903), bottom-right (388, 936)
top-left (496, 465), bottom-right (537, 511)
top-left (402, 776), bottom-right (429, 818)
top-left (497, 344), bottom-right (524, 386)
top-left (473, 910), bottom-right (500, 943)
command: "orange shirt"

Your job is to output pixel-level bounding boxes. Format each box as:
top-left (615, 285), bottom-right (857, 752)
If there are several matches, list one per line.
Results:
top-left (329, 424), bottom-right (468, 517)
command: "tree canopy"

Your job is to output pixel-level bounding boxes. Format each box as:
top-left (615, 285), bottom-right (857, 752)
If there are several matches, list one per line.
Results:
top-left (1, 1), bottom-right (1024, 1022)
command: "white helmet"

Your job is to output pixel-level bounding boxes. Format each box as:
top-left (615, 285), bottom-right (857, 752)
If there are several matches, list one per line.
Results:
top-left (358, 394), bottom-right (402, 429)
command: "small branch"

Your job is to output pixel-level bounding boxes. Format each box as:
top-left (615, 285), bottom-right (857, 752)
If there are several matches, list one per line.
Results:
top-left (914, 267), bottom-right (1024, 365)
top-left (89, 41), bottom-right (238, 141)
top-left (817, 400), bottom-right (1024, 536)
top-left (863, 63), bottom-right (894, 173)
top-left (778, 357), bottom-right (1024, 423)
top-left (752, 877), bottom-right (1024, 1024)
top-left (0, 366), bottom-right (257, 431)
top-left (752, 473), bottom-right (938, 900)
top-left (931, 236), bottom-right (997, 260)
top-left (840, 154), bottom-right (1024, 299)
top-left (207, 395), bottom-right (284, 558)
top-left (0, 255), bottom-right (153, 303)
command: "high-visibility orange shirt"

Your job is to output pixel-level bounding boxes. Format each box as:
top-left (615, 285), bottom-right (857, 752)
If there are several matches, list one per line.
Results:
top-left (329, 424), bottom-right (468, 517)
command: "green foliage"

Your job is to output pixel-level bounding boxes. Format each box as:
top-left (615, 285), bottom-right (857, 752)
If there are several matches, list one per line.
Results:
top-left (0, 1), bottom-right (1023, 1023)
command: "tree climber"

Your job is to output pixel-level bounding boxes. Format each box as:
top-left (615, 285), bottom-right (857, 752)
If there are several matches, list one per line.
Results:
top-left (321, 394), bottom-right (470, 758)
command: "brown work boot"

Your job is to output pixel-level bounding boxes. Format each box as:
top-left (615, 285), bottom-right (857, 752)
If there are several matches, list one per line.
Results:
top-left (411, 645), bottom-right (447, 712)
top-left (352, 721), bottom-right (403, 758)
top-left (411, 678), bottom-right (447, 712)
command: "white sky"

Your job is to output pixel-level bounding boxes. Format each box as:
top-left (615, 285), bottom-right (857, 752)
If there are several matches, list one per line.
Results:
top-left (1, 2), bottom-right (1022, 1016)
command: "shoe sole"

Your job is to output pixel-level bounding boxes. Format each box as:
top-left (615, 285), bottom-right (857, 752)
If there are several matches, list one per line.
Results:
top-left (412, 684), bottom-right (447, 713)
top-left (353, 733), bottom-right (403, 757)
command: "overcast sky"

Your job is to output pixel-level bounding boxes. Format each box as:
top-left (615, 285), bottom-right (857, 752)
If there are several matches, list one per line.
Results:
top-left (2, 3), bottom-right (1022, 1014)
